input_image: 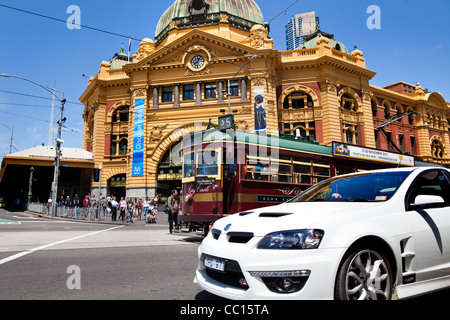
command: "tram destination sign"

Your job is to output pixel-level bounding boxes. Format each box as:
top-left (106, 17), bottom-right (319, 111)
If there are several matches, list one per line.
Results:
top-left (197, 177), bottom-right (216, 186)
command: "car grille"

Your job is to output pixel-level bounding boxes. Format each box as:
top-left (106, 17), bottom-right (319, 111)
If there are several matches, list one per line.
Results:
top-left (227, 232), bottom-right (254, 243)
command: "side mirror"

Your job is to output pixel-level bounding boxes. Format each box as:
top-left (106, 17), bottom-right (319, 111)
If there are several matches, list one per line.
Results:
top-left (410, 195), bottom-right (446, 210)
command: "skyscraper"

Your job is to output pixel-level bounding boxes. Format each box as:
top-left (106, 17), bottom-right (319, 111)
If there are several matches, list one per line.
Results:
top-left (285, 11), bottom-right (319, 50)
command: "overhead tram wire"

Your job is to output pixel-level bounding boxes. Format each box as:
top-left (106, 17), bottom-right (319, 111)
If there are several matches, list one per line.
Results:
top-left (0, 3), bottom-right (192, 56)
top-left (1, 1), bottom-right (309, 113)
top-left (0, 0), bottom-right (302, 59)
top-left (0, 89), bottom-right (83, 106)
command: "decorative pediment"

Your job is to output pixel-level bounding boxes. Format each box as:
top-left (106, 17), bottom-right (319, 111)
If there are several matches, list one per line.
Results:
top-left (131, 29), bottom-right (255, 70)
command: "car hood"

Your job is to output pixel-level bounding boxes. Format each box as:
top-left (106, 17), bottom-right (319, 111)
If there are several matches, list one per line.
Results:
top-left (213, 202), bottom-right (384, 237)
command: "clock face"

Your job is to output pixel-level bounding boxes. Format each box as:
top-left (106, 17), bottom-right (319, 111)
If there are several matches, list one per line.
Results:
top-left (191, 55), bottom-right (205, 69)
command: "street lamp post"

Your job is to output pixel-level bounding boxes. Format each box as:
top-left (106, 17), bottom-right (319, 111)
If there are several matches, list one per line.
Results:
top-left (227, 55), bottom-right (259, 114)
top-left (0, 74), bottom-right (66, 217)
top-left (0, 122), bottom-right (13, 154)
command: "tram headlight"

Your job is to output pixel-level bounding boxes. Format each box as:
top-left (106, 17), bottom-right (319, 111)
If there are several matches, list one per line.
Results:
top-left (257, 229), bottom-right (324, 250)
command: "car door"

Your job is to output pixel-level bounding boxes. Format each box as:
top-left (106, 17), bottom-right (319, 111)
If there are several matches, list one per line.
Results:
top-left (405, 169), bottom-right (450, 283)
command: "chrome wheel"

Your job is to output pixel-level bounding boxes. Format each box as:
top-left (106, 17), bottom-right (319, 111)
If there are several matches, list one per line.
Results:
top-left (344, 249), bottom-right (392, 300)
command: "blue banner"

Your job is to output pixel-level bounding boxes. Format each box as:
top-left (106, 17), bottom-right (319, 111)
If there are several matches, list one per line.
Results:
top-left (132, 98), bottom-right (145, 177)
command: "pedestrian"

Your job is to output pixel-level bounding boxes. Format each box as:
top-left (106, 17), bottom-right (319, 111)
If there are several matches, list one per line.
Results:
top-left (119, 197), bottom-right (126, 221)
top-left (136, 198), bottom-right (143, 220)
top-left (126, 197), bottom-right (134, 223)
top-left (147, 199), bottom-right (157, 223)
top-left (143, 197), bottom-right (149, 220)
top-left (64, 195), bottom-right (71, 207)
top-left (47, 196), bottom-right (52, 215)
top-left (100, 194), bottom-right (107, 218)
top-left (91, 194), bottom-right (97, 208)
top-left (107, 193), bottom-right (112, 209)
top-left (83, 195), bottom-right (89, 208)
top-left (167, 189), bottom-right (179, 234)
top-left (111, 196), bottom-right (118, 221)
top-left (58, 195), bottom-right (65, 207)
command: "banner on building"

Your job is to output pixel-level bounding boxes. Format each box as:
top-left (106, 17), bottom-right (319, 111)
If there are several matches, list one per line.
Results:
top-left (332, 142), bottom-right (415, 167)
top-left (254, 88), bottom-right (266, 134)
top-left (132, 99), bottom-right (145, 177)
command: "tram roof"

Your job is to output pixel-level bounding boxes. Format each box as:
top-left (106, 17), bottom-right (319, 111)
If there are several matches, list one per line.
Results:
top-left (182, 130), bottom-right (332, 156)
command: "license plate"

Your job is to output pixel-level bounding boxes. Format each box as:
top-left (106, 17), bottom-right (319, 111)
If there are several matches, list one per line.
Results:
top-left (204, 257), bottom-right (225, 272)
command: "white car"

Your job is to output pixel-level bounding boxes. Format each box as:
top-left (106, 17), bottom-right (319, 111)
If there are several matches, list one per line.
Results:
top-left (195, 167), bottom-right (450, 300)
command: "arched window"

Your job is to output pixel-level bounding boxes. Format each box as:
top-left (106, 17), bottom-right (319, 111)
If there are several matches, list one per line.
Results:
top-left (371, 99), bottom-right (378, 117)
top-left (343, 125), bottom-right (358, 145)
top-left (395, 104), bottom-right (403, 117)
top-left (292, 122), bottom-right (316, 141)
top-left (383, 102), bottom-right (391, 120)
top-left (341, 93), bottom-right (357, 111)
top-left (112, 106), bottom-right (130, 122)
top-left (407, 107), bottom-right (415, 125)
top-left (281, 90), bottom-right (316, 141)
top-left (111, 134), bottom-right (128, 156)
top-left (283, 91), bottom-right (314, 109)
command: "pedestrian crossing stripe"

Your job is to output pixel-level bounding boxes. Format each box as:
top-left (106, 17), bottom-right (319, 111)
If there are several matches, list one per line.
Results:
top-left (0, 219), bottom-right (20, 225)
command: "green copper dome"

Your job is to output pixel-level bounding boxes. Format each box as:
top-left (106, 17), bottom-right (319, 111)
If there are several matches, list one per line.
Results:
top-left (155, 0), bottom-right (265, 44)
top-left (301, 28), bottom-right (349, 54)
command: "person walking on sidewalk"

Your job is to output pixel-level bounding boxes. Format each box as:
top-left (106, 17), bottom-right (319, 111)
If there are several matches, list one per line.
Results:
top-left (119, 197), bottom-right (126, 221)
top-left (167, 190), bottom-right (179, 234)
top-left (111, 196), bottom-right (118, 221)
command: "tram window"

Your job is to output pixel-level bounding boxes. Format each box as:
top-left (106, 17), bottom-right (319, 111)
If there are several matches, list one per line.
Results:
top-left (197, 163), bottom-right (218, 176)
top-left (271, 162), bottom-right (292, 183)
top-left (183, 152), bottom-right (195, 178)
top-left (312, 158), bottom-right (329, 166)
top-left (313, 167), bottom-right (330, 183)
top-left (245, 156), bottom-right (269, 181)
top-left (294, 163), bottom-right (312, 184)
top-left (293, 156), bottom-right (311, 164)
top-left (278, 153), bottom-right (291, 162)
top-left (197, 150), bottom-right (219, 177)
top-left (294, 174), bottom-right (311, 184)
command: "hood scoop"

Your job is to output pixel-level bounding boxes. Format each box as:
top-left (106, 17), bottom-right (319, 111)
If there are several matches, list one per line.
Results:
top-left (259, 212), bottom-right (293, 218)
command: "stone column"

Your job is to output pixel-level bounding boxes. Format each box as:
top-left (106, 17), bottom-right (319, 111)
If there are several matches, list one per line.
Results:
top-left (240, 77), bottom-right (248, 101)
top-left (217, 79), bottom-right (225, 103)
top-left (152, 85), bottom-right (159, 109)
top-left (361, 90), bottom-right (376, 148)
top-left (173, 83), bottom-right (180, 107)
top-left (320, 79), bottom-right (341, 145)
top-left (195, 81), bottom-right (202, 105)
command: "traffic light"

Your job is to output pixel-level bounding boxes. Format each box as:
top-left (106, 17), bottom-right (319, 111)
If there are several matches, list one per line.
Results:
top-left (93, 168), bottom-right (100, 182)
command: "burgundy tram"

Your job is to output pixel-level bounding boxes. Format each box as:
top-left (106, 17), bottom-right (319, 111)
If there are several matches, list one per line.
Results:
top-left (179, 129), bottom-right (334, 233)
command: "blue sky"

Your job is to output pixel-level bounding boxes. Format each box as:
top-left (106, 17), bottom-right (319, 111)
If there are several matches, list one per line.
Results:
top-left (0, 0), bottom-right (449, 160)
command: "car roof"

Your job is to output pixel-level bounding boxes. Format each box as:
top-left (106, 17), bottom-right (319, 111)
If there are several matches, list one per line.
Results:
top-left (337, 166), bottom-right (448, 178)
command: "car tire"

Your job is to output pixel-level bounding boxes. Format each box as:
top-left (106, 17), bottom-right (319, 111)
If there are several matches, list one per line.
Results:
top-left (335, 248), bottom-right (393, 300)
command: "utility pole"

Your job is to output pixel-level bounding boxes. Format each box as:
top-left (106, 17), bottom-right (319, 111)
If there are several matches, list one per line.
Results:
top-left (51, 93), bottom-right (66, 217)
top-left (0, 74), bottom-right (65, 217)
top-left (48, 83), bottom-right (56, 146)
top-left (98, 164), bottom-right (102, 221)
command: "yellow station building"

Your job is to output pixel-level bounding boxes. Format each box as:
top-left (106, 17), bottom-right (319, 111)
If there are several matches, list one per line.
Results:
top-left (79, 0), bottom-right (450, 199)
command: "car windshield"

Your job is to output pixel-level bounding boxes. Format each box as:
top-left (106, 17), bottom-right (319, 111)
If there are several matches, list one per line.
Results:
top-left (291, 171), bottom-right (411, 203)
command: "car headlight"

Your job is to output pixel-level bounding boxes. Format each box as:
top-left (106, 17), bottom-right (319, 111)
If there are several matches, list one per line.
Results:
top-left (257, 229), bottom-right (324, 250)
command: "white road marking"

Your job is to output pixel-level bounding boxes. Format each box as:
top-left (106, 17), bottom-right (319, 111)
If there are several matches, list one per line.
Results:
top-left (0, 225), bottom-right (124, 265)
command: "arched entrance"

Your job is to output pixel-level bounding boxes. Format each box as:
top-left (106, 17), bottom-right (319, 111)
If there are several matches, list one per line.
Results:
top-left (157, 141), bottom-right (182, 199)
top-left (108, 174), bottom-right (126, 199)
